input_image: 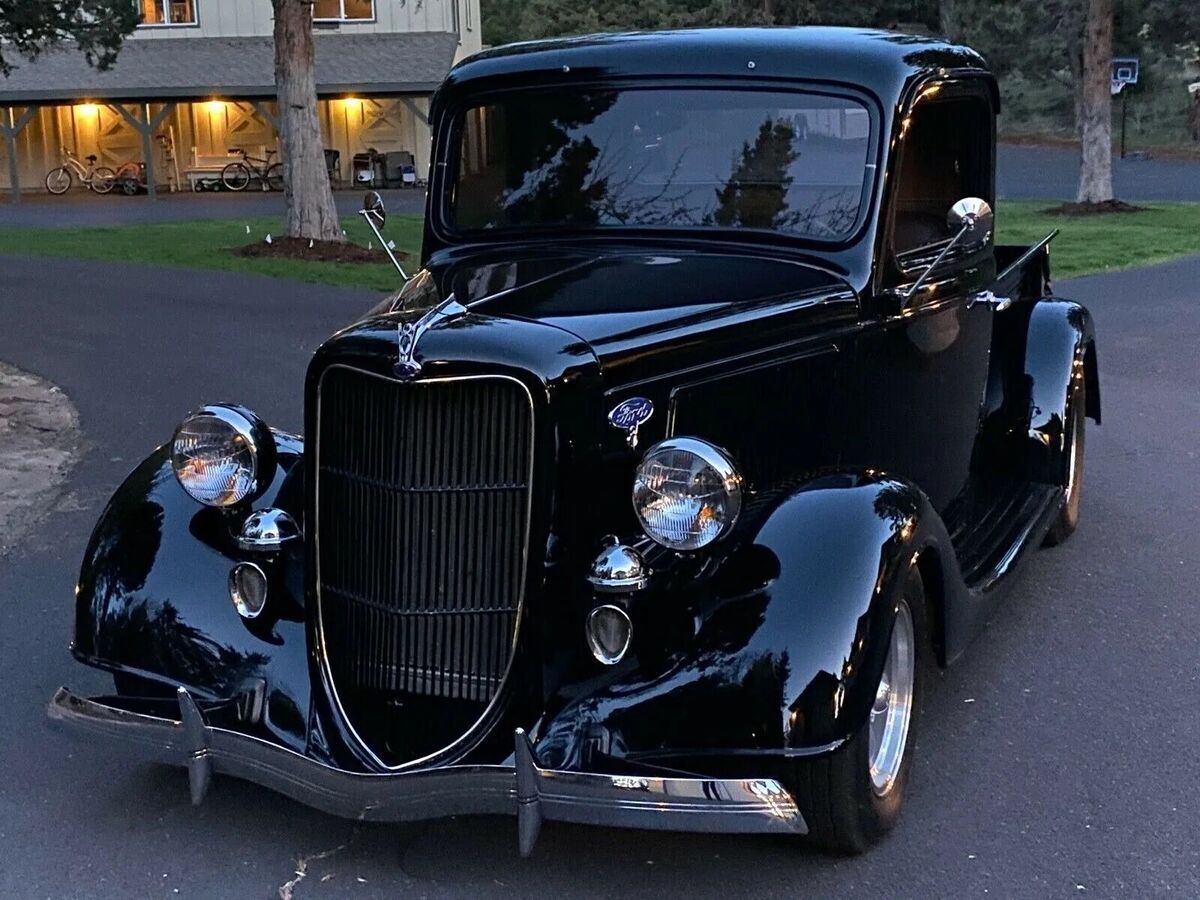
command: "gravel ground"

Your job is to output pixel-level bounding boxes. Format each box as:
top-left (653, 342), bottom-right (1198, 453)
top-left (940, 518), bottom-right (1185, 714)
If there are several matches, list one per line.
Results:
top-left (0, 362), bottom-right (81, 557)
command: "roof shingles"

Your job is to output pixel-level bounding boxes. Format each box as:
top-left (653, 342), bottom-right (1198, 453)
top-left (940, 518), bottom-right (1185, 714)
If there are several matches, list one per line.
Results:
top-left (0, 32), bottom-right (459, 103)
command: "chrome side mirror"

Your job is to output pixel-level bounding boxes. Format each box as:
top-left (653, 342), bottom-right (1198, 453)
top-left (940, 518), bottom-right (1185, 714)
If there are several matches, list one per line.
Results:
top-left (947, 197), bottom-right (993, 249)
top-left (362, 190), bottom-right (387, 227)
top-left (357, 190), bottom-right (408, 281)
top-left (903, 196), bottom-right (993, 303)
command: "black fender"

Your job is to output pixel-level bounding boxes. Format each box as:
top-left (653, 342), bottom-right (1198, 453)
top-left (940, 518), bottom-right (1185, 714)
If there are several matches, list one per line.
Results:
top-left (1023, 299), bottom-right (1100, 485)
top-left (71, 432), bottom-right (315, 756)
top-left (534, 472), bottom-right (955, 771)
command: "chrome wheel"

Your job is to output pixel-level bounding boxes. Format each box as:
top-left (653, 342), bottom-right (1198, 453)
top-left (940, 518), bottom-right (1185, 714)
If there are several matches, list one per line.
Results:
top-left (868, 599), bottom-right (915, 797)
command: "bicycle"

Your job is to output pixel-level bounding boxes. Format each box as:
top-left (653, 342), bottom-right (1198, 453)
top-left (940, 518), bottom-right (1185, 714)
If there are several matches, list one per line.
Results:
top-left (221, 148), bottom-right (284, 192)
top-left (45, 147), bottom-right (117, 195)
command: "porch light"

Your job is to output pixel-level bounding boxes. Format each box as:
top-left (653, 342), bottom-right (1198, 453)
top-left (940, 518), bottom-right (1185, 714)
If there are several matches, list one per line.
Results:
top-left (206, 100), bottom-right (225, 114)
top-left (75, 103), bottom-right (99, 117)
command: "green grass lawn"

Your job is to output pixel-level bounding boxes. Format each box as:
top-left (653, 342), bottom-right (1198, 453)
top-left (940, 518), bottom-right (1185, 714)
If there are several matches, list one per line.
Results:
top-left (997, 200), bottom-right (1200, 279)
top-left (0, 201), bottom-right (1195, 289)
top-left (0, 214), bottom-right (424, 292)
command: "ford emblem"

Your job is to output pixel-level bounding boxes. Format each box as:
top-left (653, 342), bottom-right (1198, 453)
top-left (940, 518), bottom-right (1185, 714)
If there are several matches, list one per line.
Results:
top-left (608, 397), bottom-right (654, 448)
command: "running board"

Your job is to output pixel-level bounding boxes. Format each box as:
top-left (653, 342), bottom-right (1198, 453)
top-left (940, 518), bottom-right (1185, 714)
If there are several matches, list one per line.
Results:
top-left (950, 480), bottom-right (1061, 590)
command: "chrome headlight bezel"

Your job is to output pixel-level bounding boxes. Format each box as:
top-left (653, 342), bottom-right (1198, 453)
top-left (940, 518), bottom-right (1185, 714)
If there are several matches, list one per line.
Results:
top-left (632, 437), bottom-right (743, 552)
top-left (171, 405), bottom-right (275, 508)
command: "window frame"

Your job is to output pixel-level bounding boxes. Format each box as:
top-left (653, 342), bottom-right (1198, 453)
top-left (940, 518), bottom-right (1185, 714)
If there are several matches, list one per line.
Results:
top-left (136, 0), bottom-right (199, 29)
top-left (436, 79), bottom-right (883, 251)
top-left (312, 0), bottom-right (377, 24)
top-left (882, 77), bottom-right (996, 292)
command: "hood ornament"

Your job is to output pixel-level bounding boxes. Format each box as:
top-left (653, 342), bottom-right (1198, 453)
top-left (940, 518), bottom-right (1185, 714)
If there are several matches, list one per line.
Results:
top-left (608, 397), bottom-right (654, 448)
top-left (394, 294), bottom-right (467, 380)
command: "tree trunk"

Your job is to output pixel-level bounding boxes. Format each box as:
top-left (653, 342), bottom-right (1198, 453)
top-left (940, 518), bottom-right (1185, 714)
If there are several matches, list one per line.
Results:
top-left (272, 0), bottom-right (342, 241)
top-left (1076, 0), bottom-right (1114, 204)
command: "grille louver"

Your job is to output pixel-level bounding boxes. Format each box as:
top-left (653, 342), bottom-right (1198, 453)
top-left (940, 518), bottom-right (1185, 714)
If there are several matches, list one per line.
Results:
top-left (315, 367), bottom-right (533, 762)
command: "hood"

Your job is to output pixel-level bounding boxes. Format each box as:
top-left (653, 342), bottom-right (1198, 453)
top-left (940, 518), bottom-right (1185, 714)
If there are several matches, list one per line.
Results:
top-left (372, 246), bottom-right (859, 388)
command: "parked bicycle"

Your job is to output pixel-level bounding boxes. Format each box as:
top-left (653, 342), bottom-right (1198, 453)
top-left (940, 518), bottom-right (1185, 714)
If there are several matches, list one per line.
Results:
top-left (45, 148), bottom-right (116, 195)
top-left (221, 148), bottom-right (284, 192)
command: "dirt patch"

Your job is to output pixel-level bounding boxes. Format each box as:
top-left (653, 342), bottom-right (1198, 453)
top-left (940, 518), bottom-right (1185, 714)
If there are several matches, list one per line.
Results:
top-left (1042, 200), bottom-right (1149, 216)
top-left (0, 362), bottom-right (82, 557)
top-left (233, 236), bottom-right (407, 264)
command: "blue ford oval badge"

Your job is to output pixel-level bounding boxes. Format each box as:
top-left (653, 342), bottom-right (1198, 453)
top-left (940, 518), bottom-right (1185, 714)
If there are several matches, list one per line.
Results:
top-left (608, 397), bottom-right (654, 448)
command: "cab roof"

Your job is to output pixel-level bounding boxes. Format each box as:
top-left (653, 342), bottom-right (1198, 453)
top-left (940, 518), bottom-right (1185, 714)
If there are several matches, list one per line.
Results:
top-left (445, 26), bottom-right (993, 104)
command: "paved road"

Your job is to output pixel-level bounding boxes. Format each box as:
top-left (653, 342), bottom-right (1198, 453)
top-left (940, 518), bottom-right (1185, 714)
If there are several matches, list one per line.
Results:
top-left (1, 253), bottom-right (1198, 898)
top-left (997, 143), bottom-right (1200, 202)
top-left (0, 187), bottom-right (427, 228)
top-left (0, 145), bottom-right (1196, 231)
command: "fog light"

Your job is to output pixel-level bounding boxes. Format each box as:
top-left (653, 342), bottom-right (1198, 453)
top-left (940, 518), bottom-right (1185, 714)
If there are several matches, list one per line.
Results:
top-left (586, 604), bottom-right (632, 665)
top-left (229, 562), bottom-right (268, 619)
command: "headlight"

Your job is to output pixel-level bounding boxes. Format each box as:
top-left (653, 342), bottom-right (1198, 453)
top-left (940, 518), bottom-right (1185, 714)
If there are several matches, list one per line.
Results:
top-left (632, 437), bottom-right (742, 551)
top-left (171, 405), bottom-right (273, 507)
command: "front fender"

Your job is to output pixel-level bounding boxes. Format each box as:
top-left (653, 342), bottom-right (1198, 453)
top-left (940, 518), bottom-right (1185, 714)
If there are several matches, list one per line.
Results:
top-left (535, 473), bottom-right (950, 770)
top-left (1025, 299), bottom-right (1100, 484)
top-left (71, 433), bottom-right (313, 755)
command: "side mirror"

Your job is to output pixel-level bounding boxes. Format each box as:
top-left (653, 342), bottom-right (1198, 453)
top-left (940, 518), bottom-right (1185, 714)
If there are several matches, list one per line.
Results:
top-left (362, 190), bottom-right (386, 228)
top-left (947, 197), bottom-right (993, 249)
top-left (899, 196), bottom-right (993, 305)
top-left (357, 190), bottom-right (408, 281)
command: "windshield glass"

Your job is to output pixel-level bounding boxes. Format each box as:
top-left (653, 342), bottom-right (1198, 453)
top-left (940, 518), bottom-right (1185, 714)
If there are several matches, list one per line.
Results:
top-left (449, 87), bottom-right (874, 241)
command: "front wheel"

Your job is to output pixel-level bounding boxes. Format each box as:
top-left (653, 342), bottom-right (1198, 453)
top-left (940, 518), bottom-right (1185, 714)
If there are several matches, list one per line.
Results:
top-left (786, 566), bottom-right (929, 853)
top-left (45, 167), bottom-right (73, 195)
top-left (221, 161), bottom-right (251, 191)
top-left (264, 163), bottom-right (284, 192)
top-left (90, 166), bottom-right (117, 194)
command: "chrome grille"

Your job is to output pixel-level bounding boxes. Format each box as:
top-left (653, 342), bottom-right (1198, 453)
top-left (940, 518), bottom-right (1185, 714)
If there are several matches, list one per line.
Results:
top-left (315, 368), bottom-right (533, 709)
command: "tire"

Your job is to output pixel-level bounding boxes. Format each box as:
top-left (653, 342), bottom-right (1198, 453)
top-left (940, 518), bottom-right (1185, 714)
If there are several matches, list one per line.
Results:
top-left (45, 167), bottom-right (73, 195)
top-left (221, 161), bottom-right (252, 191)
top-left (786, 566), bottom-right (931, 853)
top-left (1044, 379), bottom-right (1086, 546)
top-left (90, 166), bottom-right (117, 194)
top-left (120, 179), bottom-right (139, 196)
top-left (265, 163), bottom-right (284, 192)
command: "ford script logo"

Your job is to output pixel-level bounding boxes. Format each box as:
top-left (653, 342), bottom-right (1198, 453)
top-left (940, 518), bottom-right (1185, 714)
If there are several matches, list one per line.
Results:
top-left (608, 397), bottom-right (654, 448)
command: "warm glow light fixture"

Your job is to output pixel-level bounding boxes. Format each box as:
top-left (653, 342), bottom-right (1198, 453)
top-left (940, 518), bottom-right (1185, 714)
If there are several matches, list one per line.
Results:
top-left (75, 103), bottom-right (99, 116)
top-left (207, 100), bottom-right (225, 114)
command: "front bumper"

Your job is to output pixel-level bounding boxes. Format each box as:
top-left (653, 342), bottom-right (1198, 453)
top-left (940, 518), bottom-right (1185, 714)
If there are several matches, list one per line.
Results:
top-left (47, 687), bottom-right (806, 856)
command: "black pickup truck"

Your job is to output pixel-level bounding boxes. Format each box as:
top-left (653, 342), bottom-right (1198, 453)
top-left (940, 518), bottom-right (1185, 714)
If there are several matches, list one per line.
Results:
top-left (50, 26), bottom-right (1099, 856)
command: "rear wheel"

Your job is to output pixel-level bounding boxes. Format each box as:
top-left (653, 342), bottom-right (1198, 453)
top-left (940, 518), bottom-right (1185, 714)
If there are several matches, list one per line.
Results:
top-left (265, 162), bottom-right (284, 192)
top-left (786, 566), bottom-right (930, 853)
top-left (45, 167), bottom-right (73, 195)
top-left (1044, 379), bottom-right (1086, 546)
top-left (90, 166), bottom-right (117, 194)
top-left (221, 161), bottom-right (251, 191)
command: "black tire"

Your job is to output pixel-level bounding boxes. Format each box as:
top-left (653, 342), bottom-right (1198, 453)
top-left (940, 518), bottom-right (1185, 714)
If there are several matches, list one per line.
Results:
top-left (90, 166), bottom-right (117, 194)
top-left (221, 161), bottom-right (252, 191)
top-left (1044, 379), bottom-right (1086, 546)
top-left (265, 162), bottom-right (284, 192)
top-left (786, 566), bottom-right (932, 854)
top-left (45, 166), bottom-right (73, 195)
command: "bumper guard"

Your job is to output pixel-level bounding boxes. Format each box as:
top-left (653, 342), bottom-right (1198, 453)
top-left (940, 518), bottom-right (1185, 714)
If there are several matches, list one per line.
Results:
top-left (47, 687), bottom-right (806, 856)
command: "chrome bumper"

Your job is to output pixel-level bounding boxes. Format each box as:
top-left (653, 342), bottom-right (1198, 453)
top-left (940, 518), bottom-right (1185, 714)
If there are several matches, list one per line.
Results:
top-left (47, 687), bottom-right (806, 855)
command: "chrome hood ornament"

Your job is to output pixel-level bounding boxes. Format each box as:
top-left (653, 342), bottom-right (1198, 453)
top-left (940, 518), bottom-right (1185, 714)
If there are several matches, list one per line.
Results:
top-left (394, 294), bottom-right (467, 380)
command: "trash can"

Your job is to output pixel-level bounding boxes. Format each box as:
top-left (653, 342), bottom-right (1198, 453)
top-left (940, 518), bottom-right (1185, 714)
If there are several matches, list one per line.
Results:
top-left (384, 151), bottom-right (416, 187)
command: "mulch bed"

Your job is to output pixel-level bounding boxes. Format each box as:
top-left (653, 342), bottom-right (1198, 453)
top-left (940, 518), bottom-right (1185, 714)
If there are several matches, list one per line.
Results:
top-left (234, 236), bottom-right (407, 264)
top-left (1041, 200), bottom-right (1148, 216)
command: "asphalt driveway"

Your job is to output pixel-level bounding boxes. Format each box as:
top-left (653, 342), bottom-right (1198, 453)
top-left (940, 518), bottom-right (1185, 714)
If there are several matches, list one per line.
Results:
top-left (0, 253), bottom-right (1198, 898)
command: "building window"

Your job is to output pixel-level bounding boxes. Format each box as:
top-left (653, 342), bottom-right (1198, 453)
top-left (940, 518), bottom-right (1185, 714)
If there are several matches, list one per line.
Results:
top-left (313, 0), bottom-right (375, 21)
top-left (139, 0), bottom-right (196, 26)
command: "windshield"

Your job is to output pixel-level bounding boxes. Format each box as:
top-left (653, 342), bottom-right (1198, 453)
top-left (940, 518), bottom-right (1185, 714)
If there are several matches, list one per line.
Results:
top-left (449, 87), bottom-right (874, 242)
